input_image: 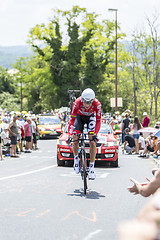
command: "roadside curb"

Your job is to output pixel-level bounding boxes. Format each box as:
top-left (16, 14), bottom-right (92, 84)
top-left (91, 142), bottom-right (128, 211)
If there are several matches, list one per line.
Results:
top-left (152, 158), bottom-right (160, 168)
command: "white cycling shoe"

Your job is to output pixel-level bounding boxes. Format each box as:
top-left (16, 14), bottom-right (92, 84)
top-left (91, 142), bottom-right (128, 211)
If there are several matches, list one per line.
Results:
top-left (89, 169), bottom-right (96, 180)
top-left (74, 162), bottom-right (80, 174)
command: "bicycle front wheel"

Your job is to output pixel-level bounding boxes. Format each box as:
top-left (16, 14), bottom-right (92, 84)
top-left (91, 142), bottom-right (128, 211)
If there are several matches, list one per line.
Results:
top-left (81, 149), bottom-right (87, 195)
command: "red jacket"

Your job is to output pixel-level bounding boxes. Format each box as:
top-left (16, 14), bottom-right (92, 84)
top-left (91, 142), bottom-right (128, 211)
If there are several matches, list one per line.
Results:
top-left (142, 116), bottom-right (150, 127)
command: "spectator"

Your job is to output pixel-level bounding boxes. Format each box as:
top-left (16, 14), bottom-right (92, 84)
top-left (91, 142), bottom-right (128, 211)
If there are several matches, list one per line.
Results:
top-left (152, 140), bottom-right (160, 159)
top-left (139, 135), bottom-right (158, 158)
top-left (24, 117), bottom-right (32, 153)
top-left (120, 112), bottom-right (125, 130)
top-left (8, 115), bottom-right (19, 158)
top-left (1, 116), bottom-right (9, 129)
top-left (8, 113), bottom-right (12, 123)
top-left (31, 115), bottom-right (38, 150)
top-left (113, 120), bottom-right (121, 145)
top-left (16, 114), bottom-right (24, 152)
top-left (127, 167), bottom-right (160, 197)
top-left (110, 115), bottom-right (116, 130)
top-left (115, 111), bottom-right (122, 123)
top-left (0, 129), bottom-right (3, 160)
top-left (18, 114), bottom-right (25, 152)
top-left (142, 112), bottom-right (150, 127)
top-left (138, 133), bottom-right (145, 150)
top-left (2, 112), bottom-right (8, 123)
top-left (124, 109), bottom-right (132, 120)
top-left (1, 126), bottom-right (10, 156)
top-left (1, 126), bottom-right (10, 146)
top-left (122, 114), bottom-right (131, 144)
top-left (154, 121), bottom-right (160, 129)
top-left (118, 189), bottom-right (160, 240)
top-left (132, 116), bottom-right (143, 154)
top-left (113, 120), bottom-right (121, 131)
top-left (124, 128), bottom-right (135, 154)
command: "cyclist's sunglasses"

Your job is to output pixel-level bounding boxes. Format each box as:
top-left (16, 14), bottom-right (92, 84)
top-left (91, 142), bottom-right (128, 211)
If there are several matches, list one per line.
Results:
top-left (82, 98), bottom-right (94, 104)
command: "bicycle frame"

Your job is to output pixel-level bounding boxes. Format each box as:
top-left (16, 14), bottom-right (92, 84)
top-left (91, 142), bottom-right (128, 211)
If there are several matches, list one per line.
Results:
top-left (72, 132), bottom-right (89, 195)
top-left (79, 132), bottom-right (88, 194)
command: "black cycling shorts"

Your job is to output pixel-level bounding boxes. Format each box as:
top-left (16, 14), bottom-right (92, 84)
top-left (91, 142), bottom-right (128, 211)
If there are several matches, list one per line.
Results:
top-left (10, 136), bottom-right (17, 145)
top-left (25, 136), bottom-right (31, 142)
top-left (73, 113), bottom-right (96, 135)
top-left (32, 133), bottom-right (37, 144)
top-left (147, 145), bottom-right (154, 152)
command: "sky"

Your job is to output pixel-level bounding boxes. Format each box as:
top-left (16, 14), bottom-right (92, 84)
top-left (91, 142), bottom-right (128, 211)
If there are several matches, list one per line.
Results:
top-left (0, 0), bottom-right (160, 46)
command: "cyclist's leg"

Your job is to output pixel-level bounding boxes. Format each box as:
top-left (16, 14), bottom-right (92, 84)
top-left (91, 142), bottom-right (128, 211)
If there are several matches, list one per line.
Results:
top-left (72, 114), bottom-right (83, 174)
top-left (88, 136), bottom-right (96, 180)
top-left (87, 114), bottom-right (96, 179)
top-left (72, 134), bottom-right (79, 156)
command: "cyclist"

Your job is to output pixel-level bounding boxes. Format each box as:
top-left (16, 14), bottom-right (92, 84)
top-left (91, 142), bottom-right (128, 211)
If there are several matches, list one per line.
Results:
top-left (68, 88), bottom-right (102, 180)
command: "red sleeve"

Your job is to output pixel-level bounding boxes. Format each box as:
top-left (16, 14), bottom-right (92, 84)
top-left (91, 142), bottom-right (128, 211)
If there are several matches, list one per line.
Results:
top-left (68, 99), bottom-right (79, 135)
top-left (95, 119), bottom-right (101, 134)
top-left (95, 100), bottom-right (102, 134)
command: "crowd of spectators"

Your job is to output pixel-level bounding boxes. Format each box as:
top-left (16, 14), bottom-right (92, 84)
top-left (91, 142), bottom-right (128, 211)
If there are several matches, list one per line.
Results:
top-left (104, 110), bottom-right (160, 239)
top-left (105, 110), bottom-right (160, 159)
top-left (0, 112), bottom-right (40, 159)
top-left (0, 109), bottom-right (69, 160)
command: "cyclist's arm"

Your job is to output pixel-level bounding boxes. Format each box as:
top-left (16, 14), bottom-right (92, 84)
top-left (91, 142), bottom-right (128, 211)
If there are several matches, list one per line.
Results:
top-left (95, 119), bottom-right (101, 135)
top-left (68, 100), bottom-right (78, 135)
top-left (95, 103), bottom-right (102, 135)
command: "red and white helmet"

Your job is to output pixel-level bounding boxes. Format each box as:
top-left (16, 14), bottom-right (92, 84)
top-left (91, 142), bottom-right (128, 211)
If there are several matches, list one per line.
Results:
top-left (81, 88), bottom-right (95, 103)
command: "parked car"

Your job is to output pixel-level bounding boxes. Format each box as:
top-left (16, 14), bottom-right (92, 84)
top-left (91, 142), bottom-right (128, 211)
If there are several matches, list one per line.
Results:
top-left (57, 122), bottom-right (119, 167)
top-left (37, 115), bottom-right (62, 138)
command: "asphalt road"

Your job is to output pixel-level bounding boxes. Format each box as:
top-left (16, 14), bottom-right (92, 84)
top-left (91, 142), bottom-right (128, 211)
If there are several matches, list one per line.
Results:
top-left (0, 139), bottom-right (156, 240)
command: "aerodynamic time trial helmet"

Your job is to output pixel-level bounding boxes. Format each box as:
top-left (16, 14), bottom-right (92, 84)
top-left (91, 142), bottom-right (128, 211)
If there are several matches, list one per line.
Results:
top-left (81, 88), bottom-right (95, 104)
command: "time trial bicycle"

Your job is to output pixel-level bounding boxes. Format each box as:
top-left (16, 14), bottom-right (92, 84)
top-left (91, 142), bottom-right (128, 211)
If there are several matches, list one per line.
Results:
top-left (68, 131), bottom-right (97, 195)
top-left (71, 132), bottom-right (89, 195)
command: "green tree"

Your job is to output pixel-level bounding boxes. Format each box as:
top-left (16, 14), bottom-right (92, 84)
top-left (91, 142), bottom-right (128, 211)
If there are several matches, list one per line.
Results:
top-left (0, 66), bottom-right (15, 94)
top-left (0, 92), bottom-right (19, 112)
top-left (27, 6), bottom-right (120, 111)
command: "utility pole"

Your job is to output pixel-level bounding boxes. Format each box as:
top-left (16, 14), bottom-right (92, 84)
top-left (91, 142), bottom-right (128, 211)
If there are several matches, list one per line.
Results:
top-left (108, 8), bottom-right (118, 111)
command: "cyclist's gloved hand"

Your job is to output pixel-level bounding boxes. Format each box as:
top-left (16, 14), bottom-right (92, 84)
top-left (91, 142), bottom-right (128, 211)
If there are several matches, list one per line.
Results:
top-left (67, 136), bottom-right (72, 144)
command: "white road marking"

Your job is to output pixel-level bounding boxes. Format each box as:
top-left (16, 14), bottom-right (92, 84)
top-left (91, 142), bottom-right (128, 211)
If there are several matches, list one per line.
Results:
top-left (99, 173), bottom-right (110, 178)
top-left (60, 174), bottom-right (78, 178)
top-left (16, 155), bottom-right (56, 159)
top-left (60, 172), bottom-right (110, 178)
top-left (0, 164), bottom-right (57, 181)
top-left (83, 229), bottom-right (102, 240)
top-left (47, 150), bottom-right (57, 153)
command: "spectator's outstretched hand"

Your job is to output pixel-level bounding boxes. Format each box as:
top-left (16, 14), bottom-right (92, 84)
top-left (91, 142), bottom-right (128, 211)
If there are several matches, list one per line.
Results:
top-left (127, 178), bottom-right (150, 195)
top-left (127, 178), bottom-right (140, 195)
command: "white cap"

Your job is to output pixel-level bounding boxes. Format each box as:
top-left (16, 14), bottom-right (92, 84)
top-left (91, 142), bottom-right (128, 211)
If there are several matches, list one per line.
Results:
top-left (143, 112), bottom-right (147, 116)
top-left (31, 114), bottom-right (36, 119)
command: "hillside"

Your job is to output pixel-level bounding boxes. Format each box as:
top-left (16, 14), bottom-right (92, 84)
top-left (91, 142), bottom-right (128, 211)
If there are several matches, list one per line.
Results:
top-left (0, 45), bottom-right (32, 69)
top-left (0, 41), bottom-right (132, 70)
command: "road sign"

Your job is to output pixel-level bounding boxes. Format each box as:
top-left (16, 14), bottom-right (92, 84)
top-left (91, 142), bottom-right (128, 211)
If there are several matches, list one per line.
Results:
top-left (110, 98), bottom-right (123, 107)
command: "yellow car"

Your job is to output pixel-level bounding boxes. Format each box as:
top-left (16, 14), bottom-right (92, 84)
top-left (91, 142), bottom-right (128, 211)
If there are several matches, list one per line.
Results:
top-left (37, 115), bottom-right (62, 138)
